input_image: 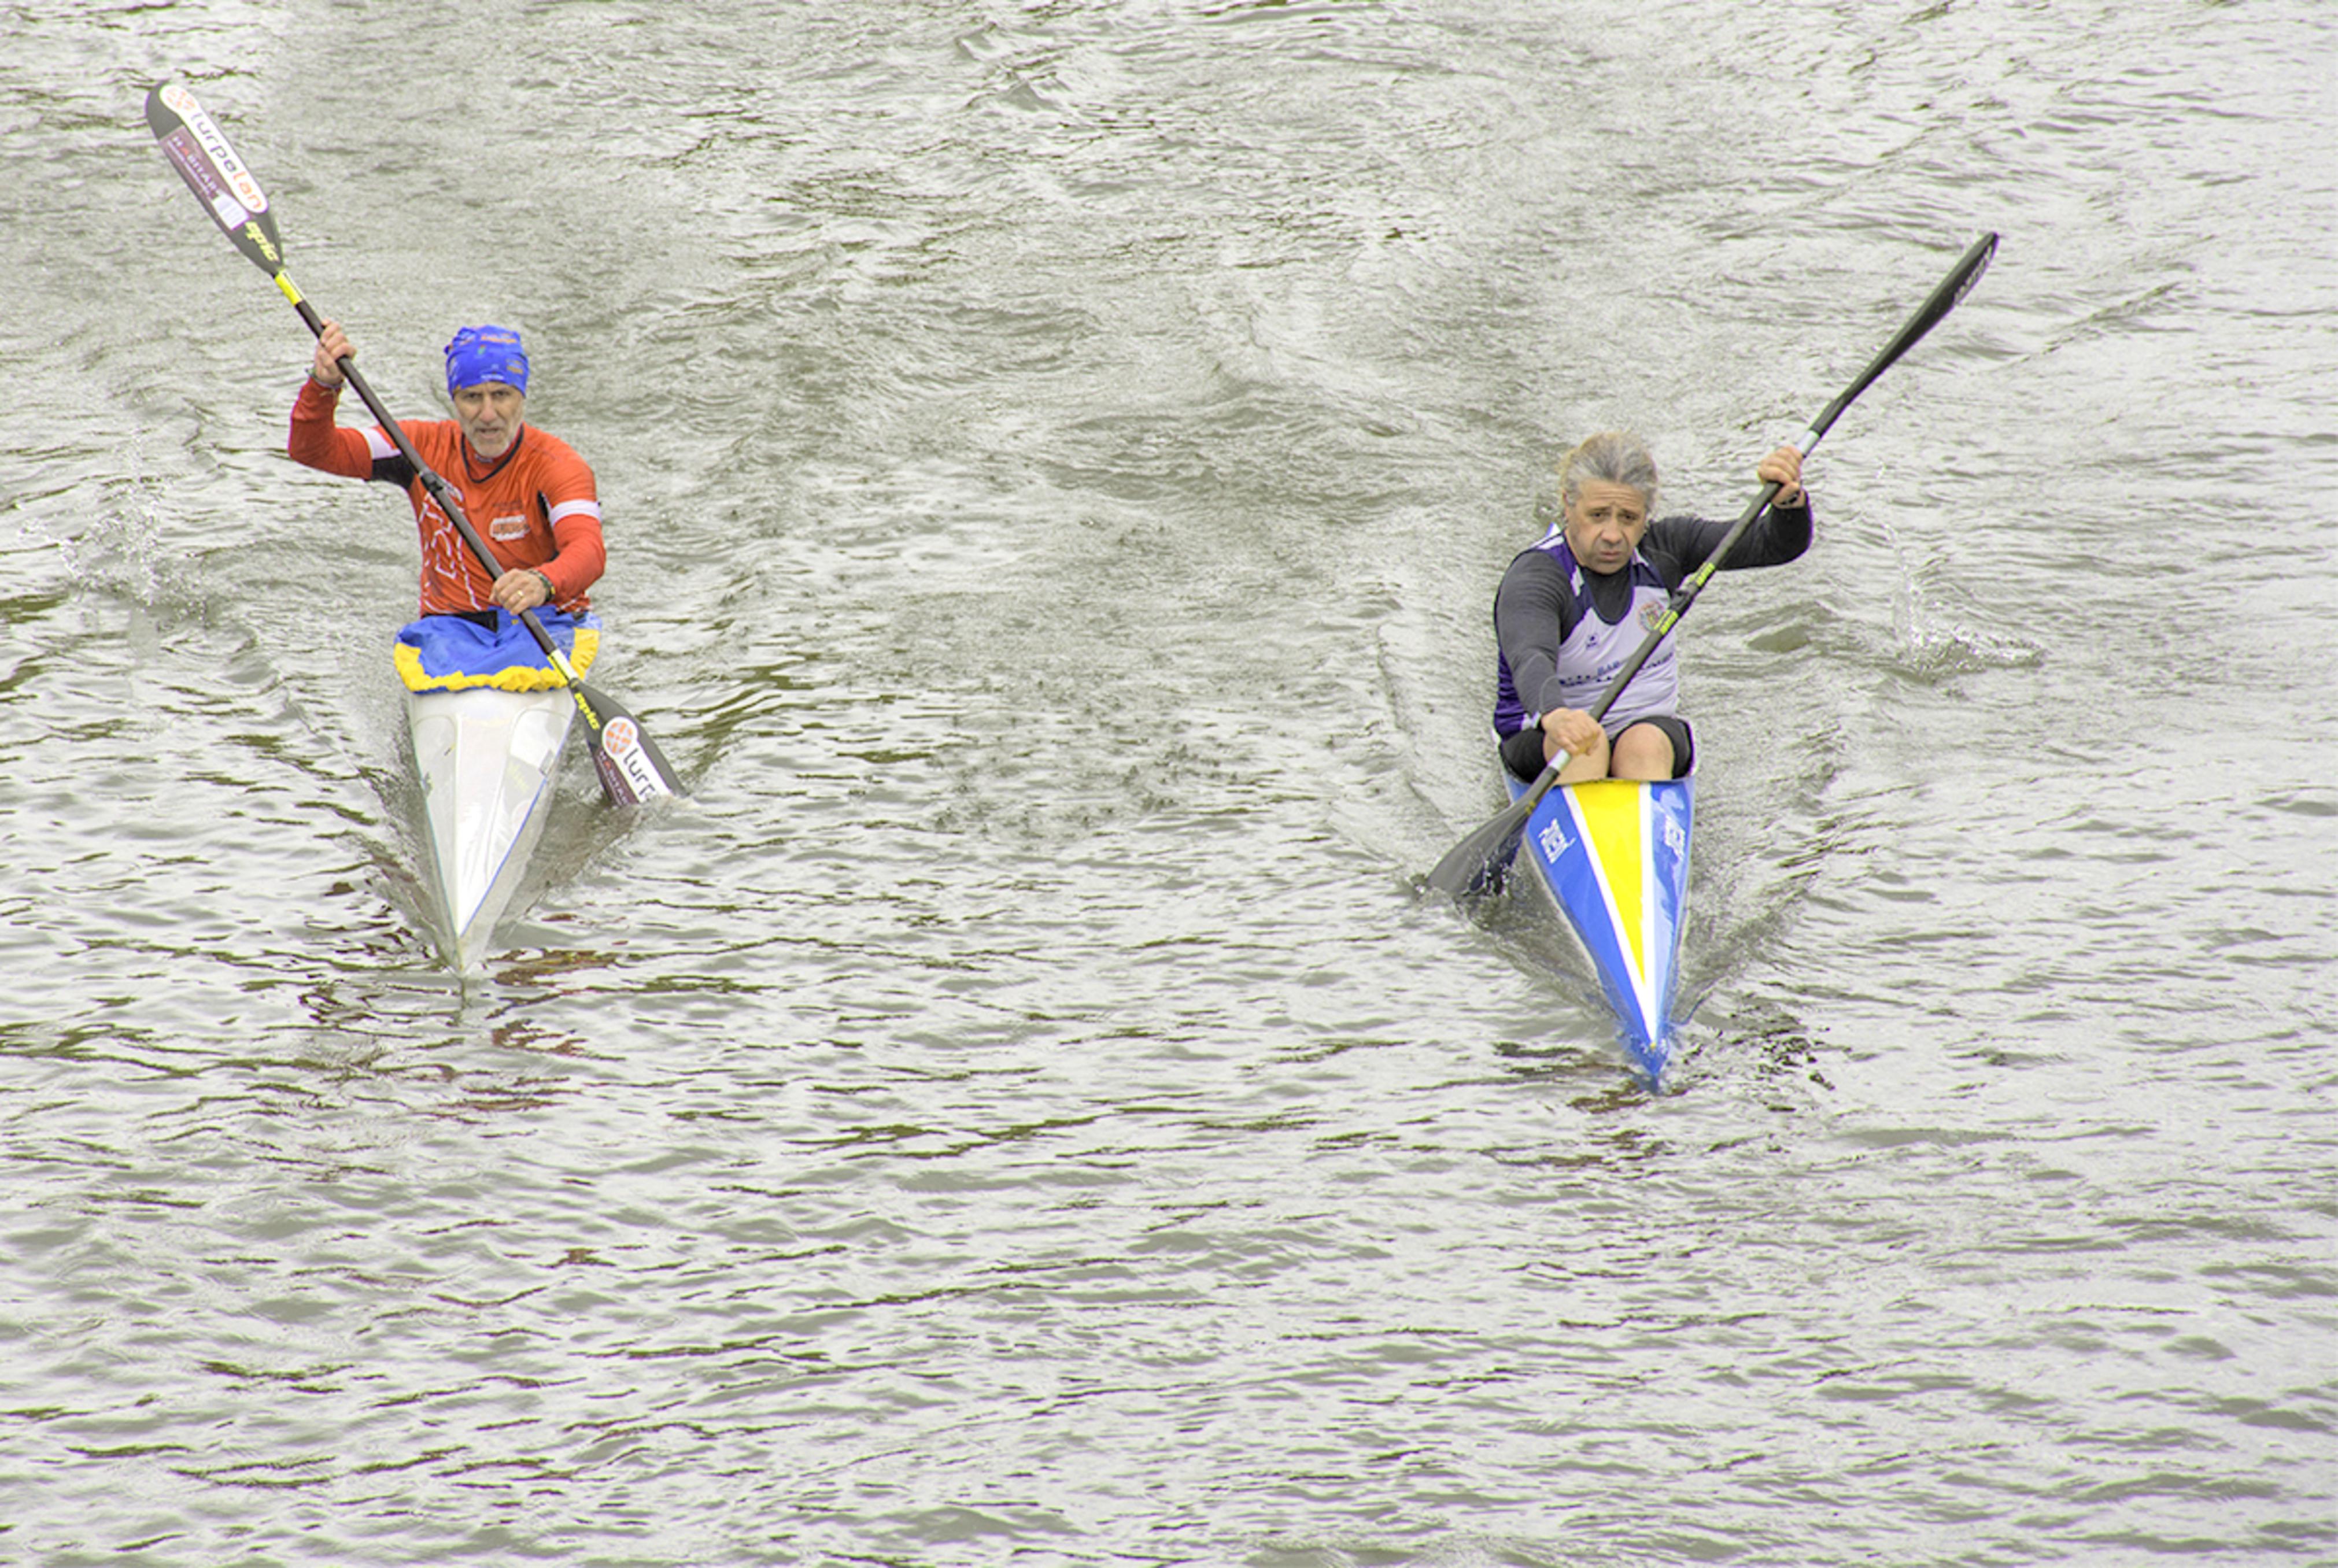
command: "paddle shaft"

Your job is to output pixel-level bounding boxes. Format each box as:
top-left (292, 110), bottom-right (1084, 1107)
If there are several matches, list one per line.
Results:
top-left (1428, 232), bottom-right (1998, 896)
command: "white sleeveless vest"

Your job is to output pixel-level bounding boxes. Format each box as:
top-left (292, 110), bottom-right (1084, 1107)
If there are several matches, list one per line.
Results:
top-left (1538, 529), bottom-right (1680, 735)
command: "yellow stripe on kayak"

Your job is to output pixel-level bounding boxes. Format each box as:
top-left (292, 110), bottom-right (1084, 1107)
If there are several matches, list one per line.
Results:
top-left (1569, 779), bottom-right (1650, 986)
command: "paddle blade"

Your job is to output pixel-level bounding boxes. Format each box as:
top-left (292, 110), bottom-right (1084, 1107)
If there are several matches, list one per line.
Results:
top-left (1818, 232), bottom-right (1998, 432)
top-left (574, 682), bottom-right (686, 805)
top-left (145, 82), bottom-right (288, 278)
top-left (1893, 231), bottom-right (1998, 367)
top-left (1425, 795), bottom-right (1534, 900)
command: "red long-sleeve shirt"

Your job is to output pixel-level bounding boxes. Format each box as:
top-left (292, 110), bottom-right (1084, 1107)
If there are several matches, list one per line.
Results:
top-left (288, 377), bottom-right (605, 617)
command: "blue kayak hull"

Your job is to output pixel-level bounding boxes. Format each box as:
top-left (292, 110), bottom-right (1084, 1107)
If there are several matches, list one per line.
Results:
top-left (1505, 773), bottom-right (1694, 1087)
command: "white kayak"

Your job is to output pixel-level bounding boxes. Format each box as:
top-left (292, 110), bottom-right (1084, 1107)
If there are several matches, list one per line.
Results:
top-left (406, 685), bottom-right (575, 970)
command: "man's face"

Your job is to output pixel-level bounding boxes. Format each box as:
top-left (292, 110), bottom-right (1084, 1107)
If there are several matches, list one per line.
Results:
top-left (1561, 480), bottom-right (1651, 575)
top-left (452, 383), bottom-right (525, 460)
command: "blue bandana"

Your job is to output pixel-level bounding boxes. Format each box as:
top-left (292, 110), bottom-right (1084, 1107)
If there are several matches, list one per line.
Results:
top-left (444, 325), bottom-right (529, 394)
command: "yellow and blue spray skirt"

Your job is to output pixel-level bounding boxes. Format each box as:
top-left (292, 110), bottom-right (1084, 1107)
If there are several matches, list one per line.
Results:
top-left (393, 608), bottom-right (600, 694)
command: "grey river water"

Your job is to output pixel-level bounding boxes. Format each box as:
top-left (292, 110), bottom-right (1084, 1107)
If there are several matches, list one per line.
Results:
top-left (4, 2), bottom-right (2334, 1564)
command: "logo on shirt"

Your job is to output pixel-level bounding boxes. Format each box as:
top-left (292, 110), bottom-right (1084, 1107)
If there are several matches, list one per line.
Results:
top-left (489, 513), bottom-right (529, 541)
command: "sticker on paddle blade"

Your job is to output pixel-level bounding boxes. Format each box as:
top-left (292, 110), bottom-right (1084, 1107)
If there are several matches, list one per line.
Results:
top-left (594, 713), bottom-right (675, 803)
top-left (146, 82), bottom-right (284, 273)
top-left (154, 83), bottom-right (270, 226)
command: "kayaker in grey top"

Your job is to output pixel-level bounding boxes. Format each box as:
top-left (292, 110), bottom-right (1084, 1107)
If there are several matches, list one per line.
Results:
top-left (1491, 432), bottom-right (1811, 785)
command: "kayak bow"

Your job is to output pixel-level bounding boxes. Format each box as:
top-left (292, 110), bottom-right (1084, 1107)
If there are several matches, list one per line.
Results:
top-left (1507, 773), bottom-right (1694, 1087)
top-left (408, 686), bottom-right (575, 971)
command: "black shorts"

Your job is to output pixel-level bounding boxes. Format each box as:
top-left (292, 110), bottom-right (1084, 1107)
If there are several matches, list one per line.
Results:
top-left (1499, 715), bottom-right (1695, 784)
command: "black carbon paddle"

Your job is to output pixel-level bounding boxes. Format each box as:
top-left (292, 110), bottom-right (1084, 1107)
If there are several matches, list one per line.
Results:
top-left (144, 79), bottom-right (685, 806)
top-left (1428, 231), bottom-right (1998, 900)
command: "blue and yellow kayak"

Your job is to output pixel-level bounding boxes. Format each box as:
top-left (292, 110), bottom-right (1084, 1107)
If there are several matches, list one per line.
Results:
top-left (1505, 774), bottom-right (1694, 1087)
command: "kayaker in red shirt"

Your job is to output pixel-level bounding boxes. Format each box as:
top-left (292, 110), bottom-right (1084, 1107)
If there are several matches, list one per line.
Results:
top-left (289, 320), bottom-right (605, 622)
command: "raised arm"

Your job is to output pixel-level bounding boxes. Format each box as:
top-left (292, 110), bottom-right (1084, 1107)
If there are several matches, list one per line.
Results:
top-left (287, 317), bottom-right (391, 480)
